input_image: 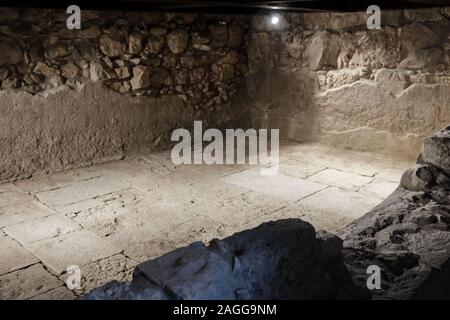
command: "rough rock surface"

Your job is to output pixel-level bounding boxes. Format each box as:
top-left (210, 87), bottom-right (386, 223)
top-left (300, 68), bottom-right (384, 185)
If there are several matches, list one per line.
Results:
top-left (242, 8), bottom-right (450, 159)
top-left (84, 219), bottom-right (368, 300)
top-left (339, 127), bottom-right (450, 299)
top-left (422, 127), bottom-right (450, 175)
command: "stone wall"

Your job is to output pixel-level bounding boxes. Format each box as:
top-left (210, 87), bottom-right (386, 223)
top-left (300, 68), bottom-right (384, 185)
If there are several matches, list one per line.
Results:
top-left (0, 7), bottom-right (249, 182)
top-left (244, 7), bottom-right (450, 160)
top-left (2, 6), bottom-right (449, 182)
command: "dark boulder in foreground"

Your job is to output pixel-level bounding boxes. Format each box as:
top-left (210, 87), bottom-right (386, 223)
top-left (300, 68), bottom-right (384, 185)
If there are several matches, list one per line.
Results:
top-left (84, 219), bottom-right (368, 300)
top-left (84, 127), bottom-right (450, 300)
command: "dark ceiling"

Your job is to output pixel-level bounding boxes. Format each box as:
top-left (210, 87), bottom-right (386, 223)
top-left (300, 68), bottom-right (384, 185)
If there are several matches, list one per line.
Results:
top-left (2, 0), bottom-right (450, 13)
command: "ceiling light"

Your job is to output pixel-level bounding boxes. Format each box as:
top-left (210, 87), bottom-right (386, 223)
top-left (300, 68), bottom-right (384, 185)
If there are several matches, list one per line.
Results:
top-left (271, 16), bottom-right (279, 25)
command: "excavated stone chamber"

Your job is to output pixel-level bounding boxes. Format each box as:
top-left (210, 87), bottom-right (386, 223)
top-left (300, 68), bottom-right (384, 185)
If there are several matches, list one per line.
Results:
top-left (0, 6), bottom-right (449, 300)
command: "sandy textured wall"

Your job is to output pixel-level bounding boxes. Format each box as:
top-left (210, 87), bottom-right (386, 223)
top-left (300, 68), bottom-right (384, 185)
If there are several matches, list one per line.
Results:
top-left (244, 7), bottom-right (450, 160)
top-left (0, 83), bottom-right (192, 182)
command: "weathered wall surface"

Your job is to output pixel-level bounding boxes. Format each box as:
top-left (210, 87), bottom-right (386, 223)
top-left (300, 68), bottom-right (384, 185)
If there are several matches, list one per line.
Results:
top-left (0, 83), bottom-right (192, 182)
top-left (0, 7), bottom-right (249, 182)
top-left (244, 8), bottom-right (450, 159)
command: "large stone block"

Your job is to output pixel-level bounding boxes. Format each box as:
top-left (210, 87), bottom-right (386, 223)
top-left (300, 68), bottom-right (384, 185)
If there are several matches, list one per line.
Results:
top-left (99, 34), bottom-right (126, 57)
top-left (84, 219), bottom-right (367, 300)
top-left (401, 23), bottom-right (439, 53)
top-left (306, 31), bottom-right (340, 71)
top-left (422, 127), bottom-right (450, 175)
top-left (0, 41), bottom-right (23, 65)
top-left (339, 27), bottom-right (401, 69)
top-left (167, 30), bottom-right (189, 54)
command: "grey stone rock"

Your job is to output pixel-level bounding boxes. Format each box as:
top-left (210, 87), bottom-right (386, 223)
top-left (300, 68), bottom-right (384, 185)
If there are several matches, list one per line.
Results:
top-left (89, 62), bottom-right (104, 82)
top-left (399, 48), bottom-right (445, 69)
top-left (167, 30), bottom-right (189, 54)
top-left (306, 31), bottom-right (340, 71)
top-left (0, 41), bottom-right (23, 65)
top-left (145, 37), bottom-right (164, 55)
top-left (339, 27), bottom-right (401, 69)
top-left (128, 32), bottom-right (143, 55)
top-left (405, 8), bottom-right (445, 22)
top-left (134, 242), bottom-right (239, 299)
top-left (34, 62), bottom-right (60, 77)
top-left (1, 77), bottom-right (19, 89)
top-left (77, 25), bottom-right (101, 39)
top-left (401, 23), bottom-right (439, 53)
top-left (340, 127), bottom-right (450, 299)
top-left (180, 55), bottom-right (194, 69)
top-left (100, 34), bottom-right (126, 57)
top-left (130, 65), bottom-right (150, 90)
top-left (422, 127), bottom-right (450, 175)
top-left (0, 66), bottom-right (9, 80)
top-left (115, 66), bottom-right (130, 79)
top-left (84, 281), bottom-right (169, 300)
top-left (45, 43), bottom-right (70, 60)
top-left (373, 68), bottom-right (409, 94)
top-left (149, 68), bottom-right (173, 87)
top-left (330, 12), bottom-right (366, 30)
top-left (189, 67), bottom-right (205, 85)
top-left (400, 164), bottom-right (436, 191)
top-left (84, 219), bottom-right (367, 300)
top-left (61, 62), bottom-right (81, 80)
top-left (209, 24), bottom-right (228, 48)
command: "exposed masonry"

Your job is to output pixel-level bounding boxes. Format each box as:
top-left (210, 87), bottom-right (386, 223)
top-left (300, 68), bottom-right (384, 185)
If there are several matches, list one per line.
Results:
top-left (243, 8), bottom-right (450, 159)
top-left (0, 7), bottom-right (250, 183)
top-left (0, 8), bottom-right (249, 109)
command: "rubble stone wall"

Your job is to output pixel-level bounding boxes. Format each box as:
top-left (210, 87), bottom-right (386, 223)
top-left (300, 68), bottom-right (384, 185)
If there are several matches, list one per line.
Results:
top-left (0, 7), bottom-right (249, 182)
top-left (244, 8), bottom-right (450, 159)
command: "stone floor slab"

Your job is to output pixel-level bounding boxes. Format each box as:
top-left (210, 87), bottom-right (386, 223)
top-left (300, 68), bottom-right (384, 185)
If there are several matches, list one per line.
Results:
top-left (0, 235), bottom-right (38, 276)
top-left (29, 286), bottom-right (76, 300)
top-left (4, 214), bottom-right (81, 244)
top-left (75, 175), bottom-right (130, 198)
top-left (104, 215), bottom-right (227, 263)
top-left (374, 168), bottom-right (407, 182)
top-left (0, 189), bottom-right (33, 208)
top-left (26, 230), bottom-right (121, 275)
top-left (36, 185), bottom-right (91, 207)
top-left (308, 168), bottom-right (373, 191)
top-left (297, 187), bottom-right (382, 220)
top-left (0, 200), bottom-right (54, 228)
top-left (277, 159), bottom-right (327, 179)
top-left (197, 191), bottom-right (289, 227)
top-left (0, 141), bottom-right (411, 299)
top-left (358, 179), bottom-right (399, 199)
top-left (0, 264), bottom-right (62, 300)
top-left (68, 188), bottom-right (148, 230)
top-left (220, 167), bottom-right (327, 202)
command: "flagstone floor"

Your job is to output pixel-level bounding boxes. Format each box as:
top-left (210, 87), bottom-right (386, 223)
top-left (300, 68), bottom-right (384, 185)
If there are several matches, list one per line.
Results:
top-left (0, 142), bottom-right (412, 299)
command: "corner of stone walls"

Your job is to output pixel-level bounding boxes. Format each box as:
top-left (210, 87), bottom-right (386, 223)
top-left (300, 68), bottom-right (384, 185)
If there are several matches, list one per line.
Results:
top-left (243, 7), bottom-right (450, 159)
